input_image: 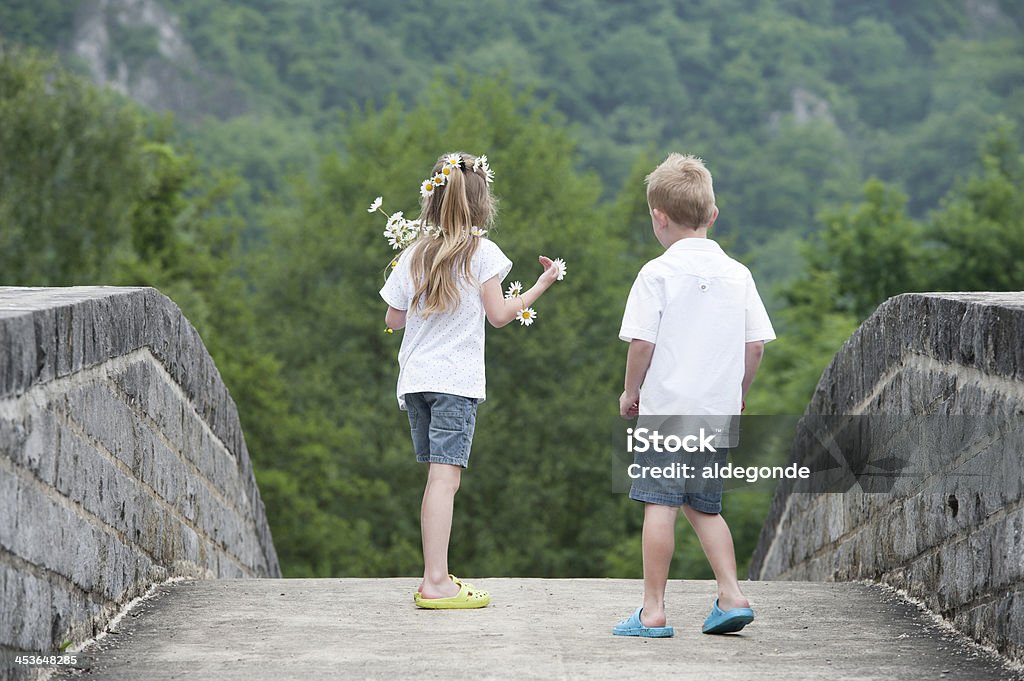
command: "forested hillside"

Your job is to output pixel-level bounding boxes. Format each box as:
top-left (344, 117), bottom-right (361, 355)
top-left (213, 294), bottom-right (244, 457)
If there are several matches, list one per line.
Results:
top-left (1, 0), bottom-right (1022, 578)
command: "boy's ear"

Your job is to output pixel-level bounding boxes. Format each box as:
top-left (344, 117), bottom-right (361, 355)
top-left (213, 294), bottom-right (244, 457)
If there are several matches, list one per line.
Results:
top-left (651, 208), bottom-right (670, 230)
top-left (707, 206), bottom-right (719, 229)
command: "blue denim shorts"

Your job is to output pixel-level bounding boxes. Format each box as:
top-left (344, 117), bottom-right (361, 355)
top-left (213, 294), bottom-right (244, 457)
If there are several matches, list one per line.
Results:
top-left (628, 449), bottom-right (728, 514)
top-left (404, 392), bottom-right (479, 468)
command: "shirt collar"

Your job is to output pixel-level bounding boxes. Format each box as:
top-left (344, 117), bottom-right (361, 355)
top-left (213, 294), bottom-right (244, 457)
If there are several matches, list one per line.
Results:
top-left (667, 238), bottom-right (723, 253)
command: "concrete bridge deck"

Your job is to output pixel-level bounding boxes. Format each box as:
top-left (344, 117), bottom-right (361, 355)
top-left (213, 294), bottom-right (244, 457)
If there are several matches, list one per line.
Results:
top-left (55, 578), bottom-right (1020, 680)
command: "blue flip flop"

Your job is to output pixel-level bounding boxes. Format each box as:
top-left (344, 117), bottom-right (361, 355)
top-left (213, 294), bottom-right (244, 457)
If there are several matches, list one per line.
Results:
top-left (612, 607), bottom-right (674, 638)
top-left (702, 599), bottom-right (754, 634)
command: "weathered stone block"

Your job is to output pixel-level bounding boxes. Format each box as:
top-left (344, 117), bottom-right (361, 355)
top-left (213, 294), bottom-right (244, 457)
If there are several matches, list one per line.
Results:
top-left (751, 292), bottom-right (1024, 663)
top-left (0, 287), bottom-right (279, 658)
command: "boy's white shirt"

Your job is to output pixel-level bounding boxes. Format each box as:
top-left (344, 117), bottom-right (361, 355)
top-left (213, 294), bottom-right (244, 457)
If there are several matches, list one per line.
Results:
top-left (619, 238), bottom-right (775, 416)
top-left (380, 238), bottom-right (513, 409)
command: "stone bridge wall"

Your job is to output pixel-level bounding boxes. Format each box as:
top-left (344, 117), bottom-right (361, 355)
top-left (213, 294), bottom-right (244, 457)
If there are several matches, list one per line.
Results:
top-left (750, 293), bottom-right (1024, 662)
top-left (0, 287), bottom-right (279, 665)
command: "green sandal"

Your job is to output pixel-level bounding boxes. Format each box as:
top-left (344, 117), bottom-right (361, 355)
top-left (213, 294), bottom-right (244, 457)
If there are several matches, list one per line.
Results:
top-left (414, 575), bottom-right (490, 609)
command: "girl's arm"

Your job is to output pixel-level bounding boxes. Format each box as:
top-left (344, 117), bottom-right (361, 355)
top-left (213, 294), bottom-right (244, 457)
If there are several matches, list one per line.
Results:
top-left (385, 306), bottom-right (407, 330)
top-left (481, 255), bottom-right (559, 328)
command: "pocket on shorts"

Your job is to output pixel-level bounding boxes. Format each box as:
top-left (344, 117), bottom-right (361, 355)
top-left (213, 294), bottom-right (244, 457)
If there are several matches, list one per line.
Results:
top-left (432, 410), bottom-right (466, 432)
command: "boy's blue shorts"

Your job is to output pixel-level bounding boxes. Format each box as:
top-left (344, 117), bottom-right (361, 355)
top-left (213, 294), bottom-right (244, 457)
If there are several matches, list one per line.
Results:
top-left (405, 391), bottom-right (479, 468)
top-left (628, 449), bottom-right (728, 514)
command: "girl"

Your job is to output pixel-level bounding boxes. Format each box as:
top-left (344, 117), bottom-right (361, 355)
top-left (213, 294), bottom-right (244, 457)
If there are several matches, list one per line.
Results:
top-left (379, 152), bottom-right (560, 608)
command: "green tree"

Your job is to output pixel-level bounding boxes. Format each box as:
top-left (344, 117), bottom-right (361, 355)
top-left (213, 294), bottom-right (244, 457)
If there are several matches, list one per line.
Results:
top-left (832, 18), bottom-right (928, 127)
top-left (926, 122), bottom-right (1024, 291)
top-left (766, 126), bottom-right (1024, 415)
top-left (755, 180), bottom-right (924, 414)
top-left (5, 0), bottom-right (1023, 579)
top-left (0, 48), bottom-right (311, 580)
top-left (0, 49), bottom-right (144, 284)
top-left (751, 266), bottom-right (859, 416)
top-left (0, 2), bottom-right (76, 47)
top-left (813, 179), bottom-right (926, 318)
top-left (249, 75), bottom-right (646, 576)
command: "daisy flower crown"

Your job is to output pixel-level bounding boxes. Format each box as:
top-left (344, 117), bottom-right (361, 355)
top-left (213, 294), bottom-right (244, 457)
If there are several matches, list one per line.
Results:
top-left (370, 153), bottom-right (493, 251)
top-left (420, 153), bottom-right (494, 198)
top-left (372, 152), bottom-right (565, 329)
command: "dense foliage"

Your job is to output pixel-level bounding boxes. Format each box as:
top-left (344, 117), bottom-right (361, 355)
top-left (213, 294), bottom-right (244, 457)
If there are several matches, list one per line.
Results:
top-left (1, 1), bottom-right (1022, 579)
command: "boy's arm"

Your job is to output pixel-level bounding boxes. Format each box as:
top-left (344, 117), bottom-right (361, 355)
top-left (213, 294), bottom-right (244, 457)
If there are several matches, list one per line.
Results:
top-left (620, 339), bottom-right (655, 418)
top-left (385, 306), bottom-right (406, 330)
top-left (741, 340), bottom-right (765, 401)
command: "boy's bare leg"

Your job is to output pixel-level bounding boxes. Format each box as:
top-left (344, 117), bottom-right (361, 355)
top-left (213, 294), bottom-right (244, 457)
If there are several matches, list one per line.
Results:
top-left (418, 463), bottom-right (461, 599)
top-left (640, 503), bottom-right (680, 627)
top-left (681, 505), bottom-right (750, 610)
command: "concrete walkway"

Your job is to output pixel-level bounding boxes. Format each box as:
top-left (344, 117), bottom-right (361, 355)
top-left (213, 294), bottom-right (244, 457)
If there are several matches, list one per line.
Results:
top-left (56, 579), bottom-right (1019, 680)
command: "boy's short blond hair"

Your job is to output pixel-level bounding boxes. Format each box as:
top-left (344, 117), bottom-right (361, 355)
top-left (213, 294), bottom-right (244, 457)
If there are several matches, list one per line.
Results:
top-left (645, 153), bottom-right (716, 230)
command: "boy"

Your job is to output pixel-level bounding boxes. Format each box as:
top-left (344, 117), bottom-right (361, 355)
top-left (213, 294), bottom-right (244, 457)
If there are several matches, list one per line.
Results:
top-left (613, 153), bottom-right (775, 637)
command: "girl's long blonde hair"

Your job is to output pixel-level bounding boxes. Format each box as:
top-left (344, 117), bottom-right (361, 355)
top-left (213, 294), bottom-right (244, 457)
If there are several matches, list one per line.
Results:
top-left (409, 152), bottom-right (496, 316)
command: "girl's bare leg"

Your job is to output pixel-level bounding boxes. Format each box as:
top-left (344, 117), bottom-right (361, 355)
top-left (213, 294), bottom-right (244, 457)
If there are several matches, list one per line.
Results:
top-left (417, 463), bottom-right (462, 598)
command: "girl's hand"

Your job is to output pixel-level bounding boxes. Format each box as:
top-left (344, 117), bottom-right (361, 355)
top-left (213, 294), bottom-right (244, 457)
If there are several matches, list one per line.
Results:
top-left (537, 255), bottom-right (560, 287)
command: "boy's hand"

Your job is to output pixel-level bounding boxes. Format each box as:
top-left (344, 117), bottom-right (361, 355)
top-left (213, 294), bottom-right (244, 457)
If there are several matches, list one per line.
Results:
top-left (537, 256), bottom-right (560, 288)
top-left (619, 391), bottom-right (639, 418)
top-left (621, 340), bottom-right (653, 419)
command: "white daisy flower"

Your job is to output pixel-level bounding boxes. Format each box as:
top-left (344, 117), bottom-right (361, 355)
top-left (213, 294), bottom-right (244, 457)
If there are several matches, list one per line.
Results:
top-left (433, 172), bottom-right (447, 186)
top-left (368, 196), bottom-right (382, 213)
top-left (397, 219), bottom-right (420, 248)
top-left (473, 155), bottom-right (494, 184)
top-left (515, 307), bottom-right (537, 326)
top-left (439, 165), bottom-right (453, 181)
top-left (420, 179), bottom-right (436, 197)
top-left (552, 257), bottom-right (567, 281)
top-left (505, 281), bottom-right (523, 298)
top-left (444, 153), bottom-right (462, 167)
top-left (384, 214), bottom-right (417, 249)
top-left (471, 227), bottom-right (488, 237)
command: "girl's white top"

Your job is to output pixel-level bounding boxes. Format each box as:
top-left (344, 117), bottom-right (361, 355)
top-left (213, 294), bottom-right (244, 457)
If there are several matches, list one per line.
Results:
top-left (380, 238), bottom-right (513, 409)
